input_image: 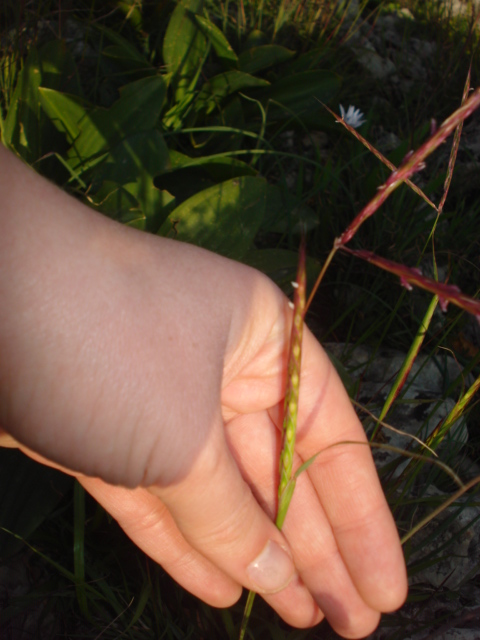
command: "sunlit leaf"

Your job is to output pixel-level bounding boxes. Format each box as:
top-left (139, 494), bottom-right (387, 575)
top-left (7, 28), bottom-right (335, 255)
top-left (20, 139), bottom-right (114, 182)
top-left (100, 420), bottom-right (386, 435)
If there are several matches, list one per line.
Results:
top-left (194, 14), bottom-right (238, 69)
top-left (39, 87), bottom-right (91, 143)
top-left (163, 0), bottom-right (207, 100)
top-left (41, 75), bottom-right (166, 174)
top-left (168, 149), bottom-right (256, 179)
top-left (158, 176), bottom-right (266, 259)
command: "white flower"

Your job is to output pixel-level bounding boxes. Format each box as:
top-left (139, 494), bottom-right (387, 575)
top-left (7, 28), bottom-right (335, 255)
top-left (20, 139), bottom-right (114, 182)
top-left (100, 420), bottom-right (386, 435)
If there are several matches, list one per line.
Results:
top-left (339, 104), bottom-right (366, 129)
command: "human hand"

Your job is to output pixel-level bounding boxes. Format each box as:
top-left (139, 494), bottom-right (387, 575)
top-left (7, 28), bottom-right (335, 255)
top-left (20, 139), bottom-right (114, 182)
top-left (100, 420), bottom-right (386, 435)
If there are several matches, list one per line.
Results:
top-left (0, 146), bottom-right (407, 638)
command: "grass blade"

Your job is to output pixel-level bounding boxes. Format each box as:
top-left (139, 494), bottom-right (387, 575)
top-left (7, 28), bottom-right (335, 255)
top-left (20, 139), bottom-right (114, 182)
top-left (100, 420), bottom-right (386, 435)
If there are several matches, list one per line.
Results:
top-left (370, 294), bottom-right (440, 441)
top-left (73, 481), bottom-right (90, 620)
top-left (238, 589), bottom-right (256, 640)
top-left (426, 371), bottom-right (480, 451)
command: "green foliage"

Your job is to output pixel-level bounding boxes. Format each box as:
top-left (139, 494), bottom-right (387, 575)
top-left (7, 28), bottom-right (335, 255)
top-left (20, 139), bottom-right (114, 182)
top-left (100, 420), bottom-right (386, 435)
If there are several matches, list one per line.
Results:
top-left (0, 0), bottom-right (341, 266)
top-left (159, 176), bottom-right (267, 259)
top-left (1, 1), bottom-right (480, 639)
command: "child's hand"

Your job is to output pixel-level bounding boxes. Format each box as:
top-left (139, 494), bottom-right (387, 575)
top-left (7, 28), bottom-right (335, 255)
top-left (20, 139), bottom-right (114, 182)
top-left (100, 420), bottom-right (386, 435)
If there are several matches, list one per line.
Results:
top-left (0, 146), bottom-right (407, 638)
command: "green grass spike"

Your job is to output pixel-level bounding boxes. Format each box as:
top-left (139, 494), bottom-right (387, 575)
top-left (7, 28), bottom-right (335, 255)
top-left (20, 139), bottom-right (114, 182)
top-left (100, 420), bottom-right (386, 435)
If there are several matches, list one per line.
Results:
top-left (239, 237), bottom-right (306, 640)
top-left (276, 237), bottom-right (306, 528)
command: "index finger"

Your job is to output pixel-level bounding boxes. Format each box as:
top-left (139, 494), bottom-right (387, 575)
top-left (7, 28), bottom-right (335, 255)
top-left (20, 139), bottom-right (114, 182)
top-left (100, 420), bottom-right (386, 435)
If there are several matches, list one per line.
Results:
top-left (294, 327), bottom-right (408, 613)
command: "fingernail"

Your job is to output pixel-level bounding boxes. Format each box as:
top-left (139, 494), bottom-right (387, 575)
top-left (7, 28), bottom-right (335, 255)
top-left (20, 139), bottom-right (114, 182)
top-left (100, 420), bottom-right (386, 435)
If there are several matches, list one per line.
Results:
top-left (246, 540), bottom-right (295, 593)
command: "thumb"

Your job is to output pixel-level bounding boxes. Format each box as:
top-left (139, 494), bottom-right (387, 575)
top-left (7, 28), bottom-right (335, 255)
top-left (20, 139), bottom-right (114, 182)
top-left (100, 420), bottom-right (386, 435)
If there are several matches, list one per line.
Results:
top-left (149, 426), bottom-right (296, 595)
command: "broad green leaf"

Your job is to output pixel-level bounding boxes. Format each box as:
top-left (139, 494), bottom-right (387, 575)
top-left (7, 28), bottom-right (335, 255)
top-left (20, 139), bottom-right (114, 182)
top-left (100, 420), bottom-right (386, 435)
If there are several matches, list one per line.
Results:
top-left (243, 29), bottom-right (268, 50)
top-left (90, 178), bottom-right (174, 232)
top-left (95, 130), bottom-right (170, 185)
top-left (158, 176), bottom-right (266, 260)
top-left (256, 70), bottom-right (341, 125)
top-left (196, 70), bottom-right (269, 115)
top-left (238, 45), bottom-right (295, 75)
top-left (102, 45), bottom-right (154, 74)
top-left (194, 14), bottom-right (238, 69)
top-left (169, 149), bottom-right (256, 179)
top-left (163, 0), bottom-right (207, 100)
top-left (124, 181), bottom-right (176, 231)
top-left (39, 88), bottom-right (91, 143)
top-left (42, 76), bottom-right (166, 174)
top-left (88, 130), bottom-right (173, 231)
top-left (72, 76), bottom-right (166, 164)
top-left (0, 449), bottom-right (73, 558)
top-left (94, 22), bottom-right (149, 63)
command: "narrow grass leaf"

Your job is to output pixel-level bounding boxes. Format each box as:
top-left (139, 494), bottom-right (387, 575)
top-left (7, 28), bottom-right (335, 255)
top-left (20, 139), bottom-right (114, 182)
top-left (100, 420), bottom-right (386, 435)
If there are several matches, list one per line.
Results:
top-left (426, 372), bottom-right (480, 450)
top-left (0, 527), bottom-right (105, 603)
top-left (401, 476), bottom-right (480, 545)
top-left (294, 442), bottom-right (462, 490)
top-left (370, 294), bottom-right (440, 440)
top-left (239, 590), bottom-right (256, 640)
top-left (73, 481), bottom-right (90, 619)
top-left (353, 402), bottom-right (438, 457)
top-left (124, 583), bottom-right (152, 632)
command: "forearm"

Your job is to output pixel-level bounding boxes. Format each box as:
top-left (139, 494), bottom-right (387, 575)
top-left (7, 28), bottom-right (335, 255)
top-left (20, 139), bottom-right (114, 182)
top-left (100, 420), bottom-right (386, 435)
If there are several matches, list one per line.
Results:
top-left (0, 144), bottom-right (277, 485)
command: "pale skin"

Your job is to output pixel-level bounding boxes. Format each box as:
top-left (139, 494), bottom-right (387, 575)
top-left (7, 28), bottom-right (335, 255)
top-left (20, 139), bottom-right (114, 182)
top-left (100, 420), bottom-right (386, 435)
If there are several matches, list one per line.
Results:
top-left (0, 144), bottom-right (407, 638)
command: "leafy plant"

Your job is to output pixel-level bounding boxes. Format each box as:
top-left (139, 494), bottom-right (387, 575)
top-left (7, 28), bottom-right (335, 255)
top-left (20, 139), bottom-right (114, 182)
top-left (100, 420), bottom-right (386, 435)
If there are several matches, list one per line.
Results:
top-left (1, 1), bottom-right (480, 639)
